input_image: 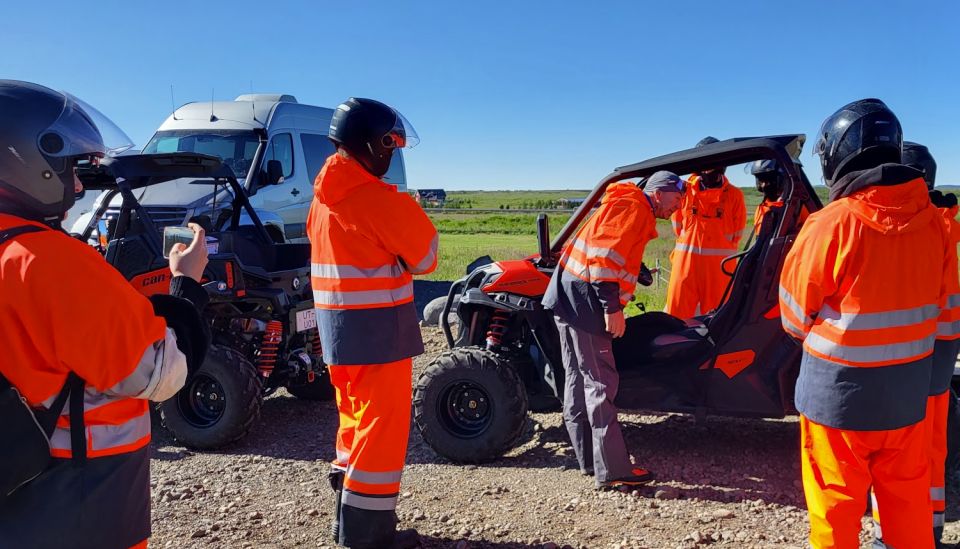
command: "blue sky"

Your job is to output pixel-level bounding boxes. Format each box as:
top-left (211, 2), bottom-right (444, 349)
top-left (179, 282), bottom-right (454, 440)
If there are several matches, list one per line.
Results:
top-left (3, 1), bottom-right (958, 190)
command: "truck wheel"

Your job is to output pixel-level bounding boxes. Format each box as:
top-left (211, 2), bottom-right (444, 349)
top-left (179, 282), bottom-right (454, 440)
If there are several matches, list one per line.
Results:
top-left (414, 347), bottom-right (528, 463)
top-left (287, 369), bottom-right (335, 401)
top-left (160, 344), bottom-right (263, 449)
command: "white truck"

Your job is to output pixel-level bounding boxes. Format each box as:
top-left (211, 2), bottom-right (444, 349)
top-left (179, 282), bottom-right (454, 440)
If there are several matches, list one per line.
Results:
top-left (69, 94), bottom-right (408, 241)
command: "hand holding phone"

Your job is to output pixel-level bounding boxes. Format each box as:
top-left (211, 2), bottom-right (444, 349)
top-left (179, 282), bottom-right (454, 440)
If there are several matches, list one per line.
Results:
top-left (166, 223), bottom-right (208, 282)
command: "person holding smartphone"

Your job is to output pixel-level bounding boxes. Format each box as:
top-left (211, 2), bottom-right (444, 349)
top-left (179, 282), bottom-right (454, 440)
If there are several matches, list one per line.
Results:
top-left (0, 80), bottom-right (210, 549)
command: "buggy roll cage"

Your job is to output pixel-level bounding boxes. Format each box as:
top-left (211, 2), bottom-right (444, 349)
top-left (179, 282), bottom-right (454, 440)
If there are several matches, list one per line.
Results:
top-left (76, 152), bottom-right (274, 259)
top-left (546, 135), bottom-right (818, 261)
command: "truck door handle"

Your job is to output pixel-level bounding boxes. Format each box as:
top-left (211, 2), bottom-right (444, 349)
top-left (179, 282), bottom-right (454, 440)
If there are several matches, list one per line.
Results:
top-left (290, 188), bottom-right (300, 196)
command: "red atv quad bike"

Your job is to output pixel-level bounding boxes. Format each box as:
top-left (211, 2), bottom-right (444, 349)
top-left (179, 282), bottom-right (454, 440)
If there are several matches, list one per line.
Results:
top-left (76, 152), bottom-right (333, 449)
top-left (414, 135), bottom-right (960, 468)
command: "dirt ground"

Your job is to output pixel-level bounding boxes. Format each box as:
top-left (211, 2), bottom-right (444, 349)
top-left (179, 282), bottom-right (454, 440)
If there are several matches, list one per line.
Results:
top-left (148, 327), bottom-right (960, 548)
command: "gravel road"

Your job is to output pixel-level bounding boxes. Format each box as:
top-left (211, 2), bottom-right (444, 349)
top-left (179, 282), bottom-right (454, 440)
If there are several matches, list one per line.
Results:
top-left (148, 327), bottom-right (960, 549)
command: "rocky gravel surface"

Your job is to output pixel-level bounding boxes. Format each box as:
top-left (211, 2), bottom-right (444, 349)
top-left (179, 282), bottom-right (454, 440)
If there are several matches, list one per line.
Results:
top-left (148, 327), bottom-right (960, 548)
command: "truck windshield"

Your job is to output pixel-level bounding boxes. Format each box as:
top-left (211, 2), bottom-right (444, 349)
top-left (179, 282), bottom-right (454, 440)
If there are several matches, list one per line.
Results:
top-left (142, 130), bottom-right (261, 179)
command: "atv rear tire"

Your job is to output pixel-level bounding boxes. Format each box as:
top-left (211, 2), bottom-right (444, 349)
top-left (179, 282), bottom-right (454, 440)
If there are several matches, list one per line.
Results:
top-left (160, 344), bottom-right (263, 449)
top-left (287, 369), bottom-right (335, 401)
top-left (414, 347), bottom-right (528, 463)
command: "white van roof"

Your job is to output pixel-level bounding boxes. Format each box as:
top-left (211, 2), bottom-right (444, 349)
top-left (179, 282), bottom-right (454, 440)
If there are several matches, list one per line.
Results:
top-left (156, 94), bottom-right (334, 133)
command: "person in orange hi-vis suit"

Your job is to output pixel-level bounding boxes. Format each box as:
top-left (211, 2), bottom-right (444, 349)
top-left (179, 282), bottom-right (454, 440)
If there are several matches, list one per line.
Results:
top-left (870, 141), bottom-right (959, 549)
top-left (308, 98), bottom-right (438, 549)
top-left (0, 81), bottom-right (210, 549)
top-left (543, 171), bottom-right (685, 490)
top-left (780, 99), bottom-right (954, 549)
top-left (749, 159), bottom-right (809, 237)
top-left (665, 136), bottom-right (746, 318)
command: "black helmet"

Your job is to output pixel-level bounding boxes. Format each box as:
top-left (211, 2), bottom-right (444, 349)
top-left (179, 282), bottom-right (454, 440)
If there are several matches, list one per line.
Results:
top-left (902, 141), bottom-right (937, 188)
top-left (750, 159), bottom-right (784, 201)
top-left (814, 98), bottom-right (902, 185)
top-left (694, 136), bottom-right (726, 185)
top-left (696, 136), bottom-right (720, 148)
top-left (0, 80), bottom-right (131, 223)
top-left (328, 98), bottom-right (418, 178)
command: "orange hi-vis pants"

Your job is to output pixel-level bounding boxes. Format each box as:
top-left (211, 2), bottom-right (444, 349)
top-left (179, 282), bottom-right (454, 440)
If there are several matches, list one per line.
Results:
top-left (871, 393), bottom-right (949, 546)
top-left (330, 359), bottom-right (412, 547)
top-left (801, 415), bottom-right (933, 549)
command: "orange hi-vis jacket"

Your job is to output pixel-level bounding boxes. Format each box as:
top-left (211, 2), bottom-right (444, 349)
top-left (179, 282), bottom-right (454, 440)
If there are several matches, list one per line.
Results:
top-left (0, 213), bottom-right (167, 459)
top-left (671, 174), bottom-right (746, 255)
top-left (931, 204), bottom-right (960, 395)
top-left (779, 174), bottom-right (953, 431)
top-left (307, 153), bottom-right (438, 366)
top-left (543, 183), bottom-right (657, 335)
top-left (665, 175), bottom-right (746, 318)
top-left (753, 199), bottom-right (810, 236)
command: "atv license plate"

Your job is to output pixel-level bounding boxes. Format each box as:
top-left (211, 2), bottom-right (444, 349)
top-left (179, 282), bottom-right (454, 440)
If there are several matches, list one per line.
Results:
top-left (295, 309), bottom-right (317, 333)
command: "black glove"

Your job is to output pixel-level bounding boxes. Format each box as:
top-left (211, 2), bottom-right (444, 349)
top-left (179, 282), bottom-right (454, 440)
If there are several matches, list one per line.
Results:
top-left (149, 276), bottom-right (210, 377)
top-left (638, 263), bottom-right (654, 287)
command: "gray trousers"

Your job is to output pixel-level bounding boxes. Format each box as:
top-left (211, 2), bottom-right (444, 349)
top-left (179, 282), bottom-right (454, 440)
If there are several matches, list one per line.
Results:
top-left (556, 316), bottom-right (633, 484)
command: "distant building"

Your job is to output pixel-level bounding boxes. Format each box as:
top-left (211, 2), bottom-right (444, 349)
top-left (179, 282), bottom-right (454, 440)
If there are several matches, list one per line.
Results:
top-left (415, 189), bottom-right (447, 207)
top-left (559, 197), bottom-right (586, 208)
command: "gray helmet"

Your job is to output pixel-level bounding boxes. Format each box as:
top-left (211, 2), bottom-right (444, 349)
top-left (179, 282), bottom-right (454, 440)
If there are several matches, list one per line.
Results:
top-left (0, 81), bottom-right (129, 222)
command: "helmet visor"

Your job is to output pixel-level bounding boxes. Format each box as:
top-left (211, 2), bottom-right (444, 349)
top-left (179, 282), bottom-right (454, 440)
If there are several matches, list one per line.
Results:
top-left (382, 110), bottom-right (419, 149)
top-left (43, 93), bottom-right (134, 159)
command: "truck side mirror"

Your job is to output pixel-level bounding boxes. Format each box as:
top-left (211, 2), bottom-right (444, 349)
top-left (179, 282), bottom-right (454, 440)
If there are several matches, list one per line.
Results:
top-left (264, 159), bottom-right (284, 185)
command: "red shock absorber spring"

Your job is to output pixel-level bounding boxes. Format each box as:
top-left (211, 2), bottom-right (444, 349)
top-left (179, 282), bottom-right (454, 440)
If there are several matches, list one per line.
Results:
top-left (306, 328), bottom-right (322, 383)
top-left (308, 328), bottom-right (322, 357)
top-left (257, 320), bottom-right (283, 379)
top-left (486, 311), bottom-right (510, 350)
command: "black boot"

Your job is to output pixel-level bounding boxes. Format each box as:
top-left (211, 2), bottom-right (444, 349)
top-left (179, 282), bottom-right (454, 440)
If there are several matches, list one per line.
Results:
top-left (327, 470), bottom-right (344, 543)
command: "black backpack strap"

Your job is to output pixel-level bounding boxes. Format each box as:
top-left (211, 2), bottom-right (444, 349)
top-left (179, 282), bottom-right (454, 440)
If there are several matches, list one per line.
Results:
top-left (0, 224), bottom-right (46, 245)
top-left (67, 374), bottom-right (86, 464)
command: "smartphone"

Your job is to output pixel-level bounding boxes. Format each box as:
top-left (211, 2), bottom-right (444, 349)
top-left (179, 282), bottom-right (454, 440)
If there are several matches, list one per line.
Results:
top-left (162, 226), bottom-right (196, 258)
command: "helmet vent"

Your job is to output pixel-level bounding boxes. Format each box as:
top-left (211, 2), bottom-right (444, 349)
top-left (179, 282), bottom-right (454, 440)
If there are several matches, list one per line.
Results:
top-left (39, 132), bottom-right (64, 154)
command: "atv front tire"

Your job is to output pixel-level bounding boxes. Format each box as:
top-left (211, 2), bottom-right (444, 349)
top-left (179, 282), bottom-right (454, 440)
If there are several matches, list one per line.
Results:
top-left (287, 369), bottom-right (335, 401)
top-left (414, 347), bottom-right (528, 463)
top-left (160, 344), bottom-right (263, 449)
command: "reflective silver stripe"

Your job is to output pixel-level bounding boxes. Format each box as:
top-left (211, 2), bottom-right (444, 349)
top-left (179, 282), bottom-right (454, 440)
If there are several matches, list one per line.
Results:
top-left (673, 243), bottom-right (733, 256)
top-left (50, 409), bottom-right (151, 452)
top-left (932, 487), bottom-right (946, 501)
top-left (937, 320), bottom-right (960, 338)
top-left (335, 449), bottom-right (350, 465)
top-left (341, 490), bottom-right (398, 511)
top-left (571, 238), bottom-right (626, 267)
top-left (590, 267), bottom-right (621, 281)
top-left (781, 314), bottom-right (807, 338)
top-left (90, 410), bottom-right (151, 451)
top-left (560, 255), bottom-right (619, 282)
top-left (935, 513), bottom-right (945, 527)
top-left (819, 303), bottom-right (939, 331)
top-left (779, 285), bottom-right (813, 328)
top-left (312, 262), bottom-right (404, 279)
top-left (409, 233), bottom-right (439, 274)
top-left (619, 292), bottom-right (633, 303)
top-left (949, 294), bottom-right (960, 309)
top-left (313, 283), bottom-right (413, 307)
top-left (805, 332), bottom-right (934, 364)
top-left (621, 271), bottom-right (637, 285)
top-left (346, 465), bottom-right (403, 485)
